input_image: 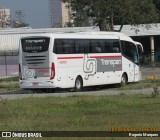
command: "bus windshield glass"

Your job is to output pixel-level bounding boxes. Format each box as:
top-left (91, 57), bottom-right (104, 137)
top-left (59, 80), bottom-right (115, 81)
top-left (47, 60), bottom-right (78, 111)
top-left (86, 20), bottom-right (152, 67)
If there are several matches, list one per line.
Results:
top-left (21, 37), bottom-right (50, 53)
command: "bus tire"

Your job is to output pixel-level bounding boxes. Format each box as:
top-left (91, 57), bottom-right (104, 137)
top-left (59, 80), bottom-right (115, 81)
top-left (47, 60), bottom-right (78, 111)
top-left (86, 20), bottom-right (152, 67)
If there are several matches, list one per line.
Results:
top-left (121, 73), bottom-right (127, 86)
top-left (74, 76), bottom-right (83, 92)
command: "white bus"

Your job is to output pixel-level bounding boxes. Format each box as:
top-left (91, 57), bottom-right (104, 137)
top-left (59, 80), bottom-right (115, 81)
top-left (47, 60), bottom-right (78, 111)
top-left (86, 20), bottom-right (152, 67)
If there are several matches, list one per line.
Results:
top-left (19, 32), bottom-right (143, 91)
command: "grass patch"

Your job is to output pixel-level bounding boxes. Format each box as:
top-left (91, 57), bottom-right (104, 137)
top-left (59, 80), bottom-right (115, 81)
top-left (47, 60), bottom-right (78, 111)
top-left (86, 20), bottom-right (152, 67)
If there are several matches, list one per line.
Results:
top-left (0, 76), bottom-right (19, 82)
top-left (0, 83), bottom-right (19, 88)
top-left (0, 94), bottom-right (160, 132)
top-left (0, 76), bottom-right (19, 91)
top-left (118, 79), bottom-right (160, 90)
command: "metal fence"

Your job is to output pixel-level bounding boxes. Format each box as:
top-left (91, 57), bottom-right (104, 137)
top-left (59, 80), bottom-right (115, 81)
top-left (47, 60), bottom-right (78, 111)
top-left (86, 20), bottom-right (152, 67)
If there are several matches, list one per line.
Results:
top-left (0, 51), bottom-right (18, 78)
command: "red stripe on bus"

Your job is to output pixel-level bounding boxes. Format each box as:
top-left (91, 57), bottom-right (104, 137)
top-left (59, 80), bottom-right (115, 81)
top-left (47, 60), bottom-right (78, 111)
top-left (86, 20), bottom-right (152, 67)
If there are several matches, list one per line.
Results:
top-left (90, 56), bottom-right (122, 59)
top-left (28, 68), bottom-right (51, 70)
top-left (58, 56), bottom-right (83, 59)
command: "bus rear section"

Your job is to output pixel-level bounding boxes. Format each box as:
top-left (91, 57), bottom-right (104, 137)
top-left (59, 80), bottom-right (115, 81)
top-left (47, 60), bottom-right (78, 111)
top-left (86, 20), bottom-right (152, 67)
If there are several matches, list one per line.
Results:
top-left (19, 36), bottom-right (56, 89)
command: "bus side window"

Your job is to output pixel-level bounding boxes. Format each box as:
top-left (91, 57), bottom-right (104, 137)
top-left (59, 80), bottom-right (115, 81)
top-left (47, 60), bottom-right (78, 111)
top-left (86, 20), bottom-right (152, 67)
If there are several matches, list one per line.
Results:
top-left (113, 40), bottom-right (120, 53)
top-left (99, 40), bottom-right (106, 53)
top-left (94, 47), bottom-right (101, 53)
top-left (63, 44), bottom-right (70, 54)
top-left (75, 39), bottom-right (91, 54)
top-left (84, 40), bottom-right (90, 53)
top-left (75, 39), bottom-right (85, 53)
top-left (54, 39), bottom-right (75, 54)
top-left (105, 41), bottom-right (111, 53)
top-left (54, 39), bottom-right (63, 54)
top-left (91, 40), bottom-right (101, 53)
top-left (104, 39), bottom-right (120, 53)
top-left (62, 39), bottom-right (75, 54)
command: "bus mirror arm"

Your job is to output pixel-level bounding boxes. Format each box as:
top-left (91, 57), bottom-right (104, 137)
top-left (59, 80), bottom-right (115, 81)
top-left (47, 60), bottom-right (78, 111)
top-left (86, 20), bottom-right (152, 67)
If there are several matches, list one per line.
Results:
top-left (134, 41), bottom-right (144, 54)
top-left (138, 45), bottom-right (144, 54)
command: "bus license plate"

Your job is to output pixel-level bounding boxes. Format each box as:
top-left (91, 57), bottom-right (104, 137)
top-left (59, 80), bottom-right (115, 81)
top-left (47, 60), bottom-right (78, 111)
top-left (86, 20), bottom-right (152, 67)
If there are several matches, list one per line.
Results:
top-left (32, 82), bottom-right (39, 86)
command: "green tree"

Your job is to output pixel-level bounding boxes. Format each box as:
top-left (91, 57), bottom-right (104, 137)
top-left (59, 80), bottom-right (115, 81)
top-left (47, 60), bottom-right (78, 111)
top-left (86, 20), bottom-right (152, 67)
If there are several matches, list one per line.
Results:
top-left (152, 0), bottom-right (160, 22)
top-left (152, 0), bottom-right (160, 9)
top-left (69, 0), bottom-right (159, 31)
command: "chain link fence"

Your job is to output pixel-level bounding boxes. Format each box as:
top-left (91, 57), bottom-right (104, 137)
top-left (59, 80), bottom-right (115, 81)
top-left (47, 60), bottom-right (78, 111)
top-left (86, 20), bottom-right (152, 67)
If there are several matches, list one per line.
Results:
top-left (0, 51), bottom-right (18, 79)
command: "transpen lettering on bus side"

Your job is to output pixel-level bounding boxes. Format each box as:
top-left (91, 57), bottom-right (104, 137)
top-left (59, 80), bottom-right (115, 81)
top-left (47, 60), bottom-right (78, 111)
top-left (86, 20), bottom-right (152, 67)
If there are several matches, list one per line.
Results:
top-left (19, 32), bottom-right (143, 91)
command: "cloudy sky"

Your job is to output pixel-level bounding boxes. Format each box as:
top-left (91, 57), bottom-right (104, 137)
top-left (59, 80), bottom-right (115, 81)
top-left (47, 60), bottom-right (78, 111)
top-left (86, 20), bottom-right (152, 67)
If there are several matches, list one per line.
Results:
top-left (0, 0), bottom-right (50, 28)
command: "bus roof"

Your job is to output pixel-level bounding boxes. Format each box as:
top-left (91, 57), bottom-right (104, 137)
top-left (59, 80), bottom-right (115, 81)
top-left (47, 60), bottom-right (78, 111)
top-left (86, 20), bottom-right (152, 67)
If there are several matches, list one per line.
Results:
top-left (21, 31), bottom-right (134, 42)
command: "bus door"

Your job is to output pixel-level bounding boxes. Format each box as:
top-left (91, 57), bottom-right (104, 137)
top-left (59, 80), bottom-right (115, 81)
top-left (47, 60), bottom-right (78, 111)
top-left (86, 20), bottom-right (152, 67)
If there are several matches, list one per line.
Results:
top-left (133, 48), bottom-right (140, 82)
top-left (128, 61), bottom-right (135, 82)
top-left (121, 40), bottom-right (140, 82)
top-left (134, 42), bottom-right (144, 81)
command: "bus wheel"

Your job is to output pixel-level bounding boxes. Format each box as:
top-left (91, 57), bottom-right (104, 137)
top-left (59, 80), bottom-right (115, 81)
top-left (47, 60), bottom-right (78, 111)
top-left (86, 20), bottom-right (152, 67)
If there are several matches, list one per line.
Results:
top-left (121, 73), bottom-right (127, 86)
top-left (74, 76), bottom-right (83, 92)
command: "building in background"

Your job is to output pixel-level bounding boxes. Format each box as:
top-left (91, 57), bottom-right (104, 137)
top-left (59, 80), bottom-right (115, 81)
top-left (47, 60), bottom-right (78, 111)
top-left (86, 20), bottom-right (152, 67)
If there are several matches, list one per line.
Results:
top-left (0, 8), bottom-right (11, 28)
top-left (48, 0), bottom-right (71, 28)
top-left (61, 0), bottom-right (71, 27)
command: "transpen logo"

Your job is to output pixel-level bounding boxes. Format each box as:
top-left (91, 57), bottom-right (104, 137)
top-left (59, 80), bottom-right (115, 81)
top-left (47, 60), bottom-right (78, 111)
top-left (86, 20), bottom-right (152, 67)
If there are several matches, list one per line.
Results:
top-left (23, 66), bottom-right (35, 78)
top-left (25, 39), bottom-right (45, 43)
top-left (100, 59), bottom-right (122, 67)
top-left (83, 54), bottom-right (97, 80)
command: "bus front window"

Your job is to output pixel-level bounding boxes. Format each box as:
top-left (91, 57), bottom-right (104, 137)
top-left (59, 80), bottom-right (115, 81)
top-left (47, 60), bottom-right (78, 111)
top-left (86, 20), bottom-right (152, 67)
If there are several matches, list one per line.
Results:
top-left (133, 50), bottom-right (139, 64)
